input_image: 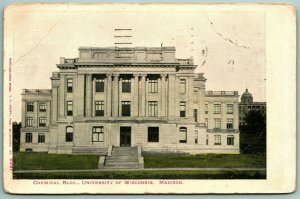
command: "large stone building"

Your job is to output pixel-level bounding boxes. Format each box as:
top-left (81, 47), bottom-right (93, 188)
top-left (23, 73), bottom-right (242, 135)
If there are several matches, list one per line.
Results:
top-left (239, 89), bottom-right (266, 126)
top-left (20, 46), bottom-right (240, 155)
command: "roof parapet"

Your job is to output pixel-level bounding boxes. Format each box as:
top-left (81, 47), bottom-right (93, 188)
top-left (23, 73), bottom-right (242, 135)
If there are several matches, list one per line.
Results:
top-left (22, 89), bottom-right (52, 95)
top-left (205, 91), bottom-right (239, 96)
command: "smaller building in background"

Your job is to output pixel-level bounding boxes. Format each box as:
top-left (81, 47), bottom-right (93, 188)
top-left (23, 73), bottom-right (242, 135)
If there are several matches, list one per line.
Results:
top-left (238, 89), bottom-right (266, 126)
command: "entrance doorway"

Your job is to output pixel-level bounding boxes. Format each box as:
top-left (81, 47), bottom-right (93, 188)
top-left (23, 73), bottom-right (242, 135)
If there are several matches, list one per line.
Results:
top-left (120, 127), bottom-right (131, 147)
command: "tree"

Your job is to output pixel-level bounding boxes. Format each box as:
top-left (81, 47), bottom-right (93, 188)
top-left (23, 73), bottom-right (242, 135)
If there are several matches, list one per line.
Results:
top-left (240, 110), bottom-right (266, 154)
top-left (13, 122), bottom-right (22, 152)
top-left (244, 110), bottom-right (266, 135)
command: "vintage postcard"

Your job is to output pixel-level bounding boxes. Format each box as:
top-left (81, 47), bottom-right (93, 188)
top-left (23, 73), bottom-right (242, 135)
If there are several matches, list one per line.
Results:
top-left (3, 3), bottom-right (296, 194)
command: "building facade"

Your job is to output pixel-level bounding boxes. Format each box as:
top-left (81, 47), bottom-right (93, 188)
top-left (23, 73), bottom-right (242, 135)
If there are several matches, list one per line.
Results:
top-left (239, 89), bottom-right (266, 126)
top-left (20, 46), bottom-right (240, 154)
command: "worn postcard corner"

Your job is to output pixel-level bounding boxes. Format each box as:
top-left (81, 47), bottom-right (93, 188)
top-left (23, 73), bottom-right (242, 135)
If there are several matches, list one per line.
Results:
top-left (2, 3), bottom-right (296, 194)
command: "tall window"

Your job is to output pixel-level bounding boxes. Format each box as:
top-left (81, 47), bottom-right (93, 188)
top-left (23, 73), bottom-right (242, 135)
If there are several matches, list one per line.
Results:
top-left (214, 118), bottom-right (221, 129)
top-left (26, 117), bottom-right (33, 127)
top-left (195, 131), bottom-right (198, 144)
top-left (27, 102), bottom-right (34, 112)
top-left (180, 79), bottom-right (186, 94)
top-left (66, 101), bottom-right (73, 116)
top-left (205, 118), bottom-right (208, 127)
top-left (227, 118), bottom-right (233, 129)
top-left (96, 79), bottom-right (105, 92)
top-left (38, 133), bottom-right (45, 143)
top-left (214, 104), bottom-right (221, 114)
top-left (66, 126), bottom-right (73, 142)
top-left (148, 79), bottom-right (158, 93)
top-left (39, 117), bottom-right (46, 127)
top-left (227, 104), bottom-right (233, 114)
top-left (67, 78), bottom-right (73, 93)
top-left (206, 135), bottom-right (209, 145)
top-left (179, 127), bottom-right (187, 143)
top-left (95, 101), bottom-right (104, 116)
top-left (39, 103), bottom-right (46, 112)
top-left (193, 109), bottom-right (198, 122)
top-left (194, 90), bottom-right (198, 103)
top-left (148, 127), bottom-right (159, 142)
top-left (121, 101), bottom-right (131, 116)
top-left (214, 135), bottom-right (221, 145)
top-left (92, 127), bottom-right (104, 142)
top-left (180, 102), bottom-right (186, 117)
top-left (227, 135), bottom-right (234, 145)
top-left (122, 79), bottom-right (131, 93)
top-left (205, 104), bottom-right (208, 114)
top-left (148, 101), bottom-right (158, 117)
top-left (25, 133), bottom-right (32, 143)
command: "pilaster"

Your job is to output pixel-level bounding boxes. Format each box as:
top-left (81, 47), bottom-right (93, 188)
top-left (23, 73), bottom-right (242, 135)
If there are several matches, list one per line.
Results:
top-left (160, 74), bottom-right (167, 117)
top-left (46, 101), bottom-right (51, 126)
top-left (133, 74), bottom-right (139, 117)
top-left (21, 100), bottom-right (26, 127)
top-left (113, 74), bottom-right (119, 117)
top-left (58, 74), bottom-right (65, 117)
top-left (140, 74), bottom-right (146, 117)
top-left (51, 87), bottom-right (58, 122)
top-left (168, 74), bottom-right (176, 119)
top-left (86, 74), bottom-right (92, 117)
top-left (75, 74), bottom-right (85, 117)
top-left (106, 74), bottom-right (112, 117)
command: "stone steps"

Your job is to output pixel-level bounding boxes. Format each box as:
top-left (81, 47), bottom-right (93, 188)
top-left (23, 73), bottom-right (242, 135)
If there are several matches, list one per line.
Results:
top-left (104, 147), bottom-right (139, 169)
top-left (112, 147), bottom-right (138, 156)
top-left (106, 156), bottom-right (138, 161)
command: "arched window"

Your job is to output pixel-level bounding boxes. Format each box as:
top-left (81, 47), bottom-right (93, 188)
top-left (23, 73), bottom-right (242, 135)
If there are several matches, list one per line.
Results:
top-left (66, 126), bottom-right (73, 142)
top-left (179, 127), bottom-right (187, 143)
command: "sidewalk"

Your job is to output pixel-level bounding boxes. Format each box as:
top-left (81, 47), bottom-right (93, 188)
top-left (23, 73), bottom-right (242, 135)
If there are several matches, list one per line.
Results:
top-left (14, 167), bottom-right (266, 173)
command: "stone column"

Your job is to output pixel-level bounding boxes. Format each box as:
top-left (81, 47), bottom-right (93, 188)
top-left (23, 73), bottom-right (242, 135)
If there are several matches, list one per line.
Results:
top-left (58, 74), bottom-right (65, 117)
top-left (86, 74), bottom-right (92, 117)
top-left (118, 77), bottom-right (122, 116)
top-left (34, 101), bottom-right (38, 127)
top-left (21, 100), bottom-right (26, 127)
top-left (133, 74), bottom-right (139, 117)
top-left (113, 74), bottom-right (119, 117)
top-left (234, 102), bottom-right (239, 130)
top-left (51, 87), bottom-right (58, 122)
top-left (168, 74), bottom-right (176, 118)
top-left (46, 101), bottom-right (51, 126)
top-left (106, 74), bottom-right (112, 117)
top-left (76, 74), bottom-right (85, 117)
top-left (91, 77), bottom-right (95, 117)
top-left (188, 76), bottom-right (194, 119)
top-left (160, 74), bottom-right (166, 117)
top-left (140, 74), bottom-right (146, 116)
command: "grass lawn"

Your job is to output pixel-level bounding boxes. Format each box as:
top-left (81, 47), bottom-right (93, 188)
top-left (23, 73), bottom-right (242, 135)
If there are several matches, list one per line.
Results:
top-left (144, 153), bottom-right (266, 168)
top-left (13, 152), bottom-right (99, 170)
top-left (14, 170), bottom-right (266, 179)
top-left (14, 152), bottom-right (265, 170)
top-left (13, 152), bottom-right (266, 179)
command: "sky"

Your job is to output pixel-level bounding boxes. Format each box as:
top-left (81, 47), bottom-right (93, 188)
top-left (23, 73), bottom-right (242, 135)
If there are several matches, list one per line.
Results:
top-left (7, 4), bottom-right (266, 122)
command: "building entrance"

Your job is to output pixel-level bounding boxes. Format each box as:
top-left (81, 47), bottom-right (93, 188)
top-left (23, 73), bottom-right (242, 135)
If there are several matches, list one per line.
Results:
top-left (120, 127), bottom-right (131, 147)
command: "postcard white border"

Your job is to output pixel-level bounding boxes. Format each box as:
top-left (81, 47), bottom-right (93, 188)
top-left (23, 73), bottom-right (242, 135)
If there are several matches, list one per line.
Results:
top-left (2, 3), bottom-right (296, 194)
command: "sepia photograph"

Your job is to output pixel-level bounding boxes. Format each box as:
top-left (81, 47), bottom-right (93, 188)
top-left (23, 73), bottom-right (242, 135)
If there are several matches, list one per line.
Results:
top-left (3, 3), bottom-right (295, 194)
